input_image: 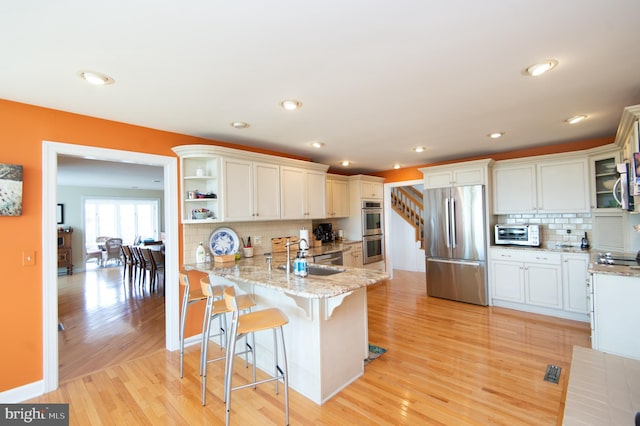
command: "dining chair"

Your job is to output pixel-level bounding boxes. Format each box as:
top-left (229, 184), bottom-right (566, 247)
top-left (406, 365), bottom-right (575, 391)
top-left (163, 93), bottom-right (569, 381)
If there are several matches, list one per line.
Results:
top-left (120, 245), bottom-right (135, 282)
top-left (140, 248), bottom-right (156, 291)
top-left (130, 246), bottom-right (144, 285)
top-left (103, 238), bottom-right (123, 266)
top-left (151, 249), bottom-right (165, 295)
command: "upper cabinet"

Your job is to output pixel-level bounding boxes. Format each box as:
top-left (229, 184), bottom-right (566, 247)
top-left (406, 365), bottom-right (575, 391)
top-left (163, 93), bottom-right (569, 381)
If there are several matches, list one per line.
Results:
top-left (224, 159), bottom-right (280, 221)
top-left (616, 104), bottom-right (640, 164)
top-left (420, 159), bottom-right (492, 189)
top-left (589, 149), bottom-right (621, 210)
top-left (326, 174), bottom-right (350, 218)
top-left (492, 155), bottom-right (590, 214)
top-left (175, 151), bottom-right (222, 224)
top-left (493, 163), bottom-right (537, 214)
top-left (173, 145), bottom-right (328, 223)
top-left (361, 180), bottom-right (383, 199)
top-left (280, 166), bottom-right (326, 220)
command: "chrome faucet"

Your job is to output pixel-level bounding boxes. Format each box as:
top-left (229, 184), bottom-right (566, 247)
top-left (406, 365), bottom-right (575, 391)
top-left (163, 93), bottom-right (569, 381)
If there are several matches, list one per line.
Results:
top-left (265, 255), bottom-right (273, 272)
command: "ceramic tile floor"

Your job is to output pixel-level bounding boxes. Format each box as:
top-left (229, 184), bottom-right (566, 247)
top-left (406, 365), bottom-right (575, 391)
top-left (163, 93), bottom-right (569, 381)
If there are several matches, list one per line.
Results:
top-left (563, 346), bottom-right (640, 425)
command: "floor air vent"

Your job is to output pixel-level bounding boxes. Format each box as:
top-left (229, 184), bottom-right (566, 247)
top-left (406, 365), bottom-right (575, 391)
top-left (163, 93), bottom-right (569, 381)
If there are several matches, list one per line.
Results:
top-left (544, 364), bottom-right (561, 384)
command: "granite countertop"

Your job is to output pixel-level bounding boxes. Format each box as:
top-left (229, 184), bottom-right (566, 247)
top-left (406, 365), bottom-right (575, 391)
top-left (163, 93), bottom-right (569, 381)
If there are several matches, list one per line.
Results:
top-left (185, 253), bottom-right (388, 299)
top-left (587, 250), bottom-right (640, 277)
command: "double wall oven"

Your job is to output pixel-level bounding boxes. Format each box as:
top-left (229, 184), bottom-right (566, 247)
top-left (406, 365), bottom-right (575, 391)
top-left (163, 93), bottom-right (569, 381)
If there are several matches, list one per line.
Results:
top-left (361, 200), bottom-right (384, 264)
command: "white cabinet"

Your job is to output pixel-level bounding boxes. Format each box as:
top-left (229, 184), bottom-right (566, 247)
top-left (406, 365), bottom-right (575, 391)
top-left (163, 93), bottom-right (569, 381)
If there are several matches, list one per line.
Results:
top-left (173, 145), bottom-right (328, 224)
top-left (493, 164), bottom-right (537, 214)
top-left (537, 159), bottom-right (590, 213)
top-left (591, 273), bottom-right (640, 360)
top-left (491, 248), bottom-right (562, 309)
top-left (343, 243), bottom-right (363, 268)
top-left (492, 156), bottom-right (590, 214)
top-left (224, 159), bottom-right (280, 221)
top-left (177, 155), bottom-right (222, 224)
top-left (490, 248), bottom-right (590, 321)
top-left (562, 253), bottom-right (589, 314)
top-left (420, 159), bottom-right (492, 189)
top-left (281, 166), bottom-right (326, 219)
top-left (492, 258), bottom-right (525, 303)
top-left (361, 180), bottom-right (383, 199)
top-left (326, 174), bottom-right (350, 218)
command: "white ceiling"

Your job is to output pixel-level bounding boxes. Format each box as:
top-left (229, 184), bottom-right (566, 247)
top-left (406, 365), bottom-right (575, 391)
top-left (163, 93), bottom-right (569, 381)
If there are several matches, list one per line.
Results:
top-left (3, 1), bottom-right (640, 182)
top-left (56, 156), bottom-right (164, 190)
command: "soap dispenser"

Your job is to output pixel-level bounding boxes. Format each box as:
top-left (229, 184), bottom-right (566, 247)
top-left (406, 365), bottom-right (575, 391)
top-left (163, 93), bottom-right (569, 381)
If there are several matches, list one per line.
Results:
top-left (196, 242), bottom-right (206, 263)
top-left (580, 232), bottom-right (590, 250)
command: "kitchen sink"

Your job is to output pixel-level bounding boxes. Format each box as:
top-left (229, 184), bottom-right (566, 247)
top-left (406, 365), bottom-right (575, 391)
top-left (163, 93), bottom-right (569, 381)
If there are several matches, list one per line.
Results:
top-left (277, 264), bottom-right (345, 276)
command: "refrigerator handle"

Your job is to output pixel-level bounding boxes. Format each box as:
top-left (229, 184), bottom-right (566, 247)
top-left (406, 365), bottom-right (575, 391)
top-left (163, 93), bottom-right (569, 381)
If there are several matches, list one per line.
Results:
top-left (445, 197), bottom-right (451, 248)
top-left (450, 197), bottom-right (456, 248)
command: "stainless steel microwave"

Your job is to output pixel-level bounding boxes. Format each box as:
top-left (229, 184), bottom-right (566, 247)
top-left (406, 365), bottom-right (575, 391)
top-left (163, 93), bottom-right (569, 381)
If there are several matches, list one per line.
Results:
top-left (495, 224), bottom-right (540, 247)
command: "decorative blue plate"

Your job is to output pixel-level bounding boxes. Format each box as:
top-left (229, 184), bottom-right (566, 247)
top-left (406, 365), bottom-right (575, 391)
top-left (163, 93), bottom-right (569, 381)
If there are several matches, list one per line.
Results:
top-left (209, 227), bottom-right (239, 256)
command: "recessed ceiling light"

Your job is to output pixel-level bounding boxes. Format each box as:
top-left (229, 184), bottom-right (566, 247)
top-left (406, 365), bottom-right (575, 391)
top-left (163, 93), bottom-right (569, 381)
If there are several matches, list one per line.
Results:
top-left (488, 132), bottom-right (505, 139)
top-left (310, 142), bottom-right (324, 148)
top-left (412, 147), bottom-right (426, 153)
top-left (230, 121), bottom-right (250, 129)
top-left (393, 164), bottom-right (401, 170)
top-left (526, 59), bottom-right (558, 76)
top-left (79, 71), bottom-right (114, 85)
top-left (280, 99), bottom-right (302, 110)
top-left (341, 160), bottom-right (350, 167)
top-left (565, 115), bottom-right (587, 124)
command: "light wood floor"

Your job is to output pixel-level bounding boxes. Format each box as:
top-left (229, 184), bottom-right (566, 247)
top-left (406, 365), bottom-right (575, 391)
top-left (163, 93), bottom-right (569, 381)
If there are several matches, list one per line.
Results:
top-left (36, 269), bottom-right (590, 425)
top-left (57, 264), bottom-right (166, 383)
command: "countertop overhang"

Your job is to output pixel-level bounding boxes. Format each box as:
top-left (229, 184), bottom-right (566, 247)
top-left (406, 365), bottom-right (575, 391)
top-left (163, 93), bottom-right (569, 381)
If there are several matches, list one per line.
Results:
top-left (185, 254), bottom-right (388, 299)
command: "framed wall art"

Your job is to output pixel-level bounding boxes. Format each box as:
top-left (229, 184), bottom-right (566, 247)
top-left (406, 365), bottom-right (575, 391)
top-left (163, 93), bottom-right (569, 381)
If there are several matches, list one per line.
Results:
top-left (0, 163), bottom-right (23, 216)
top-left (57, 203), bottom-right (64, 224)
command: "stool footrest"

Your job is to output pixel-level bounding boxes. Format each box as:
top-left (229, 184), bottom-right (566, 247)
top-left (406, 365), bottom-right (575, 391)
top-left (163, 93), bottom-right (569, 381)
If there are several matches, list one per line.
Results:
top-left (230, 372), bottom-right (285, 393)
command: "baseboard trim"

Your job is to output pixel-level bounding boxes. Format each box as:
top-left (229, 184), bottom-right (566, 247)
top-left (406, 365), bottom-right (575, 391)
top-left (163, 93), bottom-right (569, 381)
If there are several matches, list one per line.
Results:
top-left (0, 380), bottom-right (44, 403)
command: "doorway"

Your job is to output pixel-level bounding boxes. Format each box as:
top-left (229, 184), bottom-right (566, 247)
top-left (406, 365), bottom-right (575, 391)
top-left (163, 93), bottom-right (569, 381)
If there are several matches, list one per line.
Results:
top-left (42, 141), bottom-right (179, 393)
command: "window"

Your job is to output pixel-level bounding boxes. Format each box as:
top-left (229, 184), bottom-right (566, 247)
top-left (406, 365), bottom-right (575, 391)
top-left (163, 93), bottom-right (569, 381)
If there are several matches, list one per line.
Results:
top-left (84, 197), bottom-right (160, 246)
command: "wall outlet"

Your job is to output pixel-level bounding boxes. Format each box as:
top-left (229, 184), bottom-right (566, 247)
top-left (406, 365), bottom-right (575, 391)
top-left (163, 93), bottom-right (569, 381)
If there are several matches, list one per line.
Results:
top-left (254, 236), bottom-right (262, 246)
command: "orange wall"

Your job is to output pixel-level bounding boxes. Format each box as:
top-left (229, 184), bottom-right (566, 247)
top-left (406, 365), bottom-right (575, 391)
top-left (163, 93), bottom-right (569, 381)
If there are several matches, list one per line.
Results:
top-left (373, 136), bottom-right (615, 182)
top-left (0, 99), bottom-right (308, 393)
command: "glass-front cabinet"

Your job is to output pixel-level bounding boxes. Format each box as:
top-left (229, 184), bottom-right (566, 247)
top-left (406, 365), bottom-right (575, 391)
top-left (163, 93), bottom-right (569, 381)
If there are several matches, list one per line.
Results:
top-left (590, 150), bottom-right (620, 210)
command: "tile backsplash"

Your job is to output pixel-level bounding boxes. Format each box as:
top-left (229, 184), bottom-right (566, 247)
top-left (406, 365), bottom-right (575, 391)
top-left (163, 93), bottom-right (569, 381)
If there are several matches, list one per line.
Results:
top-left (183, 220), bottom-right (313, 263)
top-left (494, 213), bottom-right (592, 248)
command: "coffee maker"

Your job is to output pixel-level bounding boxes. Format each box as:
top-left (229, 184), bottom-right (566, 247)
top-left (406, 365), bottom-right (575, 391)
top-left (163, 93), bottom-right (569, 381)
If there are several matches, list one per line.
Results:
top-left (314, 223), bottom-right (333, 243)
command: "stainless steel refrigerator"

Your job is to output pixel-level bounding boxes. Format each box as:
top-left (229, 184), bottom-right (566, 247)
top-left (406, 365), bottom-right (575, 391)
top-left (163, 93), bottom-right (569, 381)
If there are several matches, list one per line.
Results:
top-left (423, 184), bottom-right (488, 305)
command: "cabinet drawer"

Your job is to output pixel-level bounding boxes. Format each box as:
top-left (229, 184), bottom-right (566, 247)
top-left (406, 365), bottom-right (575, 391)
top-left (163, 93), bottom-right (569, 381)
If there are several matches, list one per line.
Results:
top-left (490, 248), bottom-right (561, 264)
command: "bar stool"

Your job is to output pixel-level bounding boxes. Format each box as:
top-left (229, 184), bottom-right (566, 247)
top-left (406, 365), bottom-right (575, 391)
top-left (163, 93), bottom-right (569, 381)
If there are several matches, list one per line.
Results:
top-left (200, 278), bottom-right (255, 405)
top-left (178, 270), bottom-right (207, 378)
top-left (198, 275), bottom-right (229, 373)
top-left (223, 286), bottom-right (290, 426)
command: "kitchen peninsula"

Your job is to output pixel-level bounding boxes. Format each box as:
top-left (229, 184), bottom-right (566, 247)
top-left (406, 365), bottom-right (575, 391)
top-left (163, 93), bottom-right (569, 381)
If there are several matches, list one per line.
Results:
top-left (186, 256), bottom-right (389, 404)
